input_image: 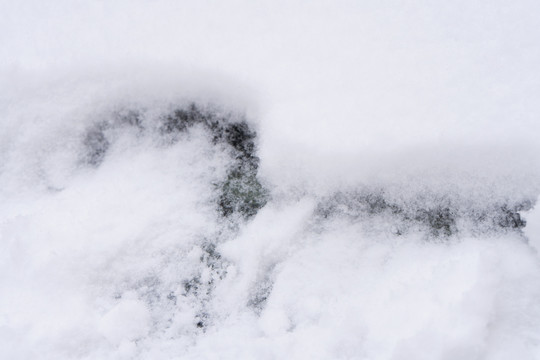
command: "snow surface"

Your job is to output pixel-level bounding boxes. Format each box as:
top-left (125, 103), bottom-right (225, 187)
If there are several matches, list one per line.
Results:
top-left (1, 1), bottom-right (540, 359)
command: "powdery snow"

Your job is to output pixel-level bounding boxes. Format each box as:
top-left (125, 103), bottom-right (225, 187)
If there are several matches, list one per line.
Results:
top-left (1, 1), bottom-right (540, 359)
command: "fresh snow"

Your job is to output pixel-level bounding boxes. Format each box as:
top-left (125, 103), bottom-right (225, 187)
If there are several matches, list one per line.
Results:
top-left (1, 1), bottom-right (540, 359)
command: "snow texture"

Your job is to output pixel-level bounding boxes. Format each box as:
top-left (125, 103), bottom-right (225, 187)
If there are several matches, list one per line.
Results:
top-left (1, 1), bottom-right (540, 359)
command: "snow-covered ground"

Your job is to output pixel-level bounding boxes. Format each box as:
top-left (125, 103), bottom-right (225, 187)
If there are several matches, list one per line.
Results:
top-left (1, 1), bottom-right (540, 359)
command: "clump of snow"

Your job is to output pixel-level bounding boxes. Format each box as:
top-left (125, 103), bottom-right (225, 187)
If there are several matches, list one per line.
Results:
top-left (98, 292), bottom-right (151, 345)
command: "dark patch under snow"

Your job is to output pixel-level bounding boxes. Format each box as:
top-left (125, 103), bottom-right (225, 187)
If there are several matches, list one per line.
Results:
top-left (82, 102), bottom-right (269, 221)
top-left (315, 190), bottom-right (532, 238)
top-left (79, 101), bottom-right (535, 334)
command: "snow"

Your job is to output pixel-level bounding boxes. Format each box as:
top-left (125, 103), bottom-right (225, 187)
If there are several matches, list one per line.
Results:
top-left (1, 0), bottom-right (540, 359)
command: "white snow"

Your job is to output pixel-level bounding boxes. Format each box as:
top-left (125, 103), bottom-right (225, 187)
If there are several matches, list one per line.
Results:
top-left (1, 0), bottom-right (540, 359)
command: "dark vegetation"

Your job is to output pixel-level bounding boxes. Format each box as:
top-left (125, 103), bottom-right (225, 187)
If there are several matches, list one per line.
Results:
top-left (82, 102), bottom-right (269, 220)
top-left (160, 103), bottom-right (268, 219)
top-left (83, 123), bottom-right (110, 166)
top-left (81, 102), bottom-right (269, 330)
top-left (181, 242), bottom-right (227, 331)
top-left (315, 190), bottom-right (531, 238)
